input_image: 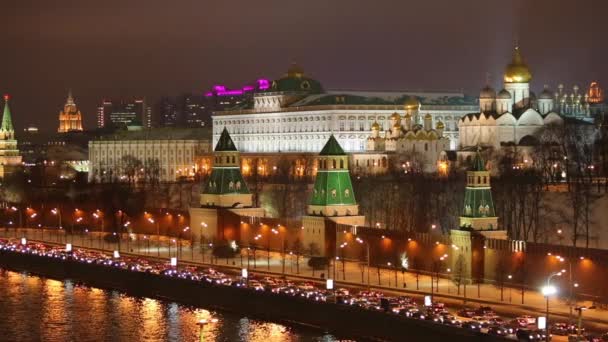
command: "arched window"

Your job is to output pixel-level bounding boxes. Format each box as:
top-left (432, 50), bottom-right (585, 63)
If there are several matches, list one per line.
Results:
top-left (332, 159), bottom-right (336, 169)
top-left (483, 176), bottom-right (487, 184)
top-left (477, 176), bottom-right (481, 183)
top-left (339, 159), bottom-right (344, 169)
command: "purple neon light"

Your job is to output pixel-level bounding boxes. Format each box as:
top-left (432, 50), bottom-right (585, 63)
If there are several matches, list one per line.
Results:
top-left (204, 78), bottom-right (271, 97)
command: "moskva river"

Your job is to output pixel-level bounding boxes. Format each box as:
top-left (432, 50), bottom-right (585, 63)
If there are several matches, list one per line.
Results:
top-left (0, 269), bottom-right (339, 341)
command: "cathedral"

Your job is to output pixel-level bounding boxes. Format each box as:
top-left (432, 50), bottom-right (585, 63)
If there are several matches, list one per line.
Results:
top-left (364, 97), bottom-right (450, 172)
top-left (459, 47), bottom-right (604, 150)
top-left (58, 91), bottom-right (83, 133)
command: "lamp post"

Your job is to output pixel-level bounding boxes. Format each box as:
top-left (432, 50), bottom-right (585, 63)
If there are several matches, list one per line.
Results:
top-left (508, 275), bottom-right (513, 303)
top-left (200, 222), bottom-right (208, 263)
top-left (92, 210), bottom-right (104, 251)
top-left (253, 234), bottom-right (262, 269)
top-left (148, 217), bottom-right (160, 256)
top-left (10, 206), bottom-right (22, 234)
top-left (340, 242), bottom-right (347, 280)
top-left (541, 271), bottom-right (563, 342)
top-left (355, 237), bottom-right (370, 289)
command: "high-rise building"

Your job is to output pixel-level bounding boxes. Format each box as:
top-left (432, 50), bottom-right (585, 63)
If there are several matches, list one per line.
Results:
top-left (0, 95), bottom-right (23, 178)
top-left (96, 98), bottom-right (151, 129)
top-left (159, 97), bottom-right (180, 127)
top-left (58, 91), bottom-right (83, 133)
top-left (182, 94), bottom-right (210, 128)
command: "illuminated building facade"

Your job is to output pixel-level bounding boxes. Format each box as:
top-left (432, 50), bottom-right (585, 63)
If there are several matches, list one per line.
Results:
top-left (459, 47), bottom-right (567, 149)
top-left (57, 91), bottom-right (83, 133)
top-left (363, 98), bottom-right (451, 173)
top-left (0, 95), bottom-right (23, 178)
top-left (88, 129), bottom-right (211, 182)
top-left (212, 64), bottom-right (477, 153)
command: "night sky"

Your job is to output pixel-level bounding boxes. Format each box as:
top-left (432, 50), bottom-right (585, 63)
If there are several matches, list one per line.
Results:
top-left (2, 0), bottom-right (607, 132)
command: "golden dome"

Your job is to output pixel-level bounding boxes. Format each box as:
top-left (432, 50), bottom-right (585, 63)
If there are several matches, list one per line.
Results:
top-left (404, 96), bottom-right (420, 109)
top-left (371, 121), bottom-right (380, 130)
top-left (390, 112), bottom-right (401, 119)
top-left (286, 63), bottom-right (305, 78)
top-left (504, 47), bottom-right (532, 83)
top-left (424, 113), bottom-right (432, 119)
top-left (436, 121), bottom-right (445, 129)
top-left (393, 123), bottom-right (402, 129)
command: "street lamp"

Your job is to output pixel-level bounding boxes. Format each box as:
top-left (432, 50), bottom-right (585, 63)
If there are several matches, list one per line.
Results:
top-left (541, 271), bottom-right (562, 342)
top-left (508, 275), bottom-right (513, 302)
top-left (51, 208), bottom-right (62, 240)
top-left (339, 242), bottom-right (348, 280)
top-left (355, 237), bottom-right (370, 288)
top-left (148, 217), bottom-right (160, 257)
top-left (200, 222), bottom-right (208, 262)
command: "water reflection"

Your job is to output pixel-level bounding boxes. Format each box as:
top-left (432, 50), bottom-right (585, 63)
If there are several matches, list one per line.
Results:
top-left (0, 270), bottom-right (338, 341)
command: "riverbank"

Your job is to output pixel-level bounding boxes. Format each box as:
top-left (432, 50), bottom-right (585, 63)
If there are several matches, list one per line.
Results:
top-left (0, 246), bottom-right (507, 342)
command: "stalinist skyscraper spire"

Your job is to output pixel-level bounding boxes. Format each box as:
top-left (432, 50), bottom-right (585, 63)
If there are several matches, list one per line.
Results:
top-left (58, 90), bottom-right (83, 133)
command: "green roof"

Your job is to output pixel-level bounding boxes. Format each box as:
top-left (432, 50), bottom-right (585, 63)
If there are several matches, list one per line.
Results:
top-left (471, 150), bottom-right (486, 171)
top-left (215, 128), bottom-right (237, 152)
top-left (1, 97), bottom-right (14, 132)
top-left (267, 76), bottom-right (323, 94)
top-left (462, 187), bottom-right (496, 218)
top-left (203, 167), bottom-right (250, 195)
top-left (310, 170), bottom-right (357, 206)
top-left (319, 135), bottom-right (345, 156)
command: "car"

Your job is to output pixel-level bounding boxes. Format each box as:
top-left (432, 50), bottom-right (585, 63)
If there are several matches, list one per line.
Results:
top-left (510, 318), bottom-right (531, 328)
top-left (488, 317), bottom-right (505, 326)
top-left (518, 315), bottom-right (537, 325)
top-left (516, 329), bottom-right (540, 341)
top-left (552, 323), bottom-right (572, 336)
top-left (462, 321), bottom-right (481, 331)
top-left (475, 306), bottom-right (494, 315)
top-left (457, 309), bottom-right (476, 318)
top-left (488, 326), bottom-right (509, 336)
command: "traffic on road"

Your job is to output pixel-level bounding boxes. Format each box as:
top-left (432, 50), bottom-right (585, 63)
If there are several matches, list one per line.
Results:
top-left (1, 238), bottom-right (606, 342)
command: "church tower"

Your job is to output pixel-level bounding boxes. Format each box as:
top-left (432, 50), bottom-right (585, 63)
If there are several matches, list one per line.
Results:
top-left (200, 127), bottom-right (252, 208)
top-left (503, 46), bottom-right (532, 111)
top-left (0, 95), bottom-right (23, 178)
top-left (58, 90), bottom-right (84, 133)
top-left (459, 149), bottom-right (502, 235)
top-left (302, 135), bottom-right (365, 256)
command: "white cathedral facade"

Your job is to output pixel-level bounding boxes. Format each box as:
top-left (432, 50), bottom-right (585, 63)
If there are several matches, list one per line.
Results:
top-left (458, 47), bottom-right (569, 149)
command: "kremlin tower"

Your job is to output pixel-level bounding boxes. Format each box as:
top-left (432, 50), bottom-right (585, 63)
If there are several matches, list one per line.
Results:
top-left (58, 90), bottom-right (83, 133)
top-left (0, 95), bottom-right (22, 178)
